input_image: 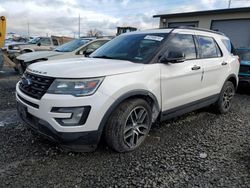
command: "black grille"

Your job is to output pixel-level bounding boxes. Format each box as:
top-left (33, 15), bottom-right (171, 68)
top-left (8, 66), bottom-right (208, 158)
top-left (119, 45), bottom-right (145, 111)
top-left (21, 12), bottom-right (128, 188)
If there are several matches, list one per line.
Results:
top-left (19, 72), bottom-right (54, 99)
top-left (240, 65), bottom-right (250, 74)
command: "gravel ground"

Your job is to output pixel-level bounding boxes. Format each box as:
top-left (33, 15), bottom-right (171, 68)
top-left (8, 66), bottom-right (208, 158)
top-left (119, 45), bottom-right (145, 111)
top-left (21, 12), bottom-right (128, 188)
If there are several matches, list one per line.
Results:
top-left (0, 66), bottom-right (250, 187)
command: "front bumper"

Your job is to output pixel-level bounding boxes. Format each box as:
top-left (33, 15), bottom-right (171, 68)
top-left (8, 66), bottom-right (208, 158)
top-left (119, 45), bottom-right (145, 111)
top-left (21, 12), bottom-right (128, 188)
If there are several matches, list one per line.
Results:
top-left (17, 101), bottom-right (99, 152)
top-left (16, 81), bottom-right (115, 151)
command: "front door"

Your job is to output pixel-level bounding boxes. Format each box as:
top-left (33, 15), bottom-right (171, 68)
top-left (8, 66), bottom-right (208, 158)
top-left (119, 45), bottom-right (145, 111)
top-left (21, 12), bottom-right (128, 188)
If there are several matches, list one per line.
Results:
top-left (160, 32), bottom-right (203, 112)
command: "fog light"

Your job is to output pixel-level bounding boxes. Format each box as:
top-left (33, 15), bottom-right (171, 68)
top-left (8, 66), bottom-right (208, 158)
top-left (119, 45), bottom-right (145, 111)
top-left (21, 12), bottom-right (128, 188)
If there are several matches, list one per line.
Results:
top-left (52, 106), bottom-right (91, 126)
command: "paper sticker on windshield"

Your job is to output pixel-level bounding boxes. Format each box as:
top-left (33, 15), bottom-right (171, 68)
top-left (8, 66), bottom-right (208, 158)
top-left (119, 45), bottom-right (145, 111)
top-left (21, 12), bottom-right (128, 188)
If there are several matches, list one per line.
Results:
top-left (144, 35), bottom-right (164, 41)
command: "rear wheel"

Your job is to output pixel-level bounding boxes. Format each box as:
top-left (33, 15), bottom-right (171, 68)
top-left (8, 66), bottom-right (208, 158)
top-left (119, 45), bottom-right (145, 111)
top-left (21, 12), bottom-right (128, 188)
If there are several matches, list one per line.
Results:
top-left (105, 98), bottom-right (152, 152)
top-left (214, 81), bottom-right (235, 114)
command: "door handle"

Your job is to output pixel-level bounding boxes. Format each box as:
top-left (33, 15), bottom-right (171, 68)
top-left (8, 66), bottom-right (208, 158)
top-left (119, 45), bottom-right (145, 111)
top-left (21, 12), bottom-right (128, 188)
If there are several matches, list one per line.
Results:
top-left (191, 65), bottom-right (201, 70)
top-left (221, 62), bottom-right (228, 66)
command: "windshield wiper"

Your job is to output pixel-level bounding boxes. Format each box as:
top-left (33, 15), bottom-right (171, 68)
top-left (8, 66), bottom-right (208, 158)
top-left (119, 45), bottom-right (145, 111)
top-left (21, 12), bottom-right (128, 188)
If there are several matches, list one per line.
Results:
top-left (92, 55), bottom-right (114, 59)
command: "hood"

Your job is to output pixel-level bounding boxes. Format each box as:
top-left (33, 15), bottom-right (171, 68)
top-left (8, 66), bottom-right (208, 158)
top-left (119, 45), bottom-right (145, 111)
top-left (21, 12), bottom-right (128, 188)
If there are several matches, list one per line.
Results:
top-left (27, 58), bottom-right (144, 78)
top-left (17, 51), bottom-right (63, 62)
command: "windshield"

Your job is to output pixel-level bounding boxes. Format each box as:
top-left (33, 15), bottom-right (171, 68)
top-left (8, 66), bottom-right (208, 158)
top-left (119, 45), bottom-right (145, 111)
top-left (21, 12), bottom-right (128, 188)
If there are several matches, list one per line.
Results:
top-left (90, 33), bottom-right (168, 63)
top-left (29, 37), bottom-right (41, 44)
top-left (54, 39), bottom-right (89, 52)
top-left (238, 49), bottom-right (250, 61)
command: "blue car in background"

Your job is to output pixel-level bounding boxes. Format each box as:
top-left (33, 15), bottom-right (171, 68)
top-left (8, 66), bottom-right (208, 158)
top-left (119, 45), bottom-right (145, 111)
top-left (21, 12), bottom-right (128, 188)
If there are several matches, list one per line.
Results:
top-left (237, 48), bottom-right (250, 86)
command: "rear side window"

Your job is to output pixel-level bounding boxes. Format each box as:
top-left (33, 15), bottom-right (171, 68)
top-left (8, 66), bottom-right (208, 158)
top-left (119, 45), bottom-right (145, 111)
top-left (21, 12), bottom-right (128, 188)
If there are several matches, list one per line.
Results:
top-left (197, 36), bottom-right (222, 58)
top-left (167, 34), bottom-right (196, 59)
top-left (222, 39), bottom-right (237, 55)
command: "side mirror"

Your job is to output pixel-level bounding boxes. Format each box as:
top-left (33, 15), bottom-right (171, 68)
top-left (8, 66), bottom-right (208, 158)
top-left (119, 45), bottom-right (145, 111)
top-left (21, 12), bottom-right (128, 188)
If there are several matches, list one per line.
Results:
top-left (160, 51), bottom-right (185, 64)
top-left (37, 42), bottom-right (41, 46)
top-left (84, 48), bottom-right (95, 57)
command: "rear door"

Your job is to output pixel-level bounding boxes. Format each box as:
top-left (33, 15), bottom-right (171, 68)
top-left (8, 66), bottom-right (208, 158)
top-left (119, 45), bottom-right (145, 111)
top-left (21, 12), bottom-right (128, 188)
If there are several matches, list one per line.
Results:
top-left (195, 35), bottom-right (227, 96)
top-left (160, 32), bottom-right (204, 111)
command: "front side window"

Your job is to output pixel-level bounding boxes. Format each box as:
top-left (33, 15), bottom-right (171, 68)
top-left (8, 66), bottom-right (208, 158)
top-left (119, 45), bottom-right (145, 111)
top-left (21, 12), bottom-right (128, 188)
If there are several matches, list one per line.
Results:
top-left (91, 33), bottom-right (168, 64)
top-left (29, 37), bottom-right (41, 44)
top-left (86, 40), bottom-right (108, 51)
top-left (40, 38), bottom-right (51, 46)
top-left (166, 34), bottom-right (196, 59)
top-left (197, 36), bottom-right (222, 58)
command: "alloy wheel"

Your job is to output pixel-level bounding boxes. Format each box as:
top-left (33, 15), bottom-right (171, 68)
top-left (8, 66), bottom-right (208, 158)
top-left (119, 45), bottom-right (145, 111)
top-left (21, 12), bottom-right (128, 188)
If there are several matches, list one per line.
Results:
top-left (222, 86), bottom-right (234, 110)
top-left (123, 106), bottom-right (150, 148)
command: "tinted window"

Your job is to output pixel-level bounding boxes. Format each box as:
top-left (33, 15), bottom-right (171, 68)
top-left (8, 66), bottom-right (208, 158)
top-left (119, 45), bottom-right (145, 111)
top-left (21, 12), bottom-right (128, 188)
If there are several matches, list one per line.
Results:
top-left (222, 39), bottom-right (231, 53)
top-left (197, 36), bottom-right (222, 58)
top-left (91, 33), bottom-right (168, 64)
top-left (166, 34), bottom-right (196, 59)
top-left (222, 39), bottom-right (238, 55)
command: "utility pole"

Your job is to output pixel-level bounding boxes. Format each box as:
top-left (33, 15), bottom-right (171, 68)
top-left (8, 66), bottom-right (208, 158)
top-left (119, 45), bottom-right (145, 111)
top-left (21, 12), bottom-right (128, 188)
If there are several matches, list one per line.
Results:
top-left (78, 14), bottom-right (80, 38)
top-left (27, 22), bottom-right (30, 37)
top-left (228, 0), bottom-right (232, 8)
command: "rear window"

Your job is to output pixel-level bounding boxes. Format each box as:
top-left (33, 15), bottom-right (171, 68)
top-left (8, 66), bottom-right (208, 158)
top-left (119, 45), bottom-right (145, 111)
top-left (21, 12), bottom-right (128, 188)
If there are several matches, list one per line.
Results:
top-left (197, 36), bottom-right (222, 58)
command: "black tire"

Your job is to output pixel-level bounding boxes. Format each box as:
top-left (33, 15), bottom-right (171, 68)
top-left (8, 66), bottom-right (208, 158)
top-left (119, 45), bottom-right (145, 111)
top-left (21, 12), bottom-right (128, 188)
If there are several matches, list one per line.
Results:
top-left (213, 81), bottom-right (235, 114)
top-left (105, 98), bottom-right (152, 152)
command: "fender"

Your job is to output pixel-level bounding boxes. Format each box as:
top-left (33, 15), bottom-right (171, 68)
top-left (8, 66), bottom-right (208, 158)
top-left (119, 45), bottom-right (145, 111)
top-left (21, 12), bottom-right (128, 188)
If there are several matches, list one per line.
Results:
top-left (22, 48), bottom-right (34, 53)
top-left (97, 89), bottom-right (161, 134)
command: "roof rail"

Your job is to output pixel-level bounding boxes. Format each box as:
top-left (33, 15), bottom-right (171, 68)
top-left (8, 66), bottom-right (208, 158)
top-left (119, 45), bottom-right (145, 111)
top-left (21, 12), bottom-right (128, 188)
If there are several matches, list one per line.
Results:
top-left (168, 26), bottom-right (225, 36)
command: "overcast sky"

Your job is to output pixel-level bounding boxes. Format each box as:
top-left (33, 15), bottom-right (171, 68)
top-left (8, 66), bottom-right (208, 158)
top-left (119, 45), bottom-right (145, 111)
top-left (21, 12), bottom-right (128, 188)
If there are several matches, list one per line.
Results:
top-left (0, 0), bottom-right (250, 37)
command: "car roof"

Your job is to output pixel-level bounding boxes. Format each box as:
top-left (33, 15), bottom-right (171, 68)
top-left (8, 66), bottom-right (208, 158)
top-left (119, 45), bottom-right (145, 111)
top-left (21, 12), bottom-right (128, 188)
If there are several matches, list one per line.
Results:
top-left (123, 27), bottom-right (226, 38)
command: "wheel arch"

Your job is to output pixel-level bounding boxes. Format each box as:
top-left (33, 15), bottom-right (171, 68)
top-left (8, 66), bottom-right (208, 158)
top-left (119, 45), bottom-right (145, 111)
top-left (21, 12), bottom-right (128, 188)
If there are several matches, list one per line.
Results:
top-left (21, 48), bottom-right (34, 53)
top-left (98, 90), bottom-right (160, 133)
top-left (226, 74), bottom-right (238, 89)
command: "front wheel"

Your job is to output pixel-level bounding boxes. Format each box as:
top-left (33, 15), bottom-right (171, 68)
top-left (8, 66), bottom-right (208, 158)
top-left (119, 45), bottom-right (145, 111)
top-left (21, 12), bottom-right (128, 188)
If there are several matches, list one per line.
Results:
top-left (214, 81), bottom-right (235, 114)
top-left (105, 98), bottom-right (152, 152)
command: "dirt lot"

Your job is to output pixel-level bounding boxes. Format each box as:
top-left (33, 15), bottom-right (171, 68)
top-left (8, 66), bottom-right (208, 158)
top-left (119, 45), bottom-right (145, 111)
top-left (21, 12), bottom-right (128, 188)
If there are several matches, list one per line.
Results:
top-left (0, 66), bottom-right (250, 188)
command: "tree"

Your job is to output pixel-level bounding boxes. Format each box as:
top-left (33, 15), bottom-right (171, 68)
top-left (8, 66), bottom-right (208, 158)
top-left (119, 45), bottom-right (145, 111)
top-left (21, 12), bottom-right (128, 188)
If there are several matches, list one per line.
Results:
top-left (87, 29), bottom-right (103, 37)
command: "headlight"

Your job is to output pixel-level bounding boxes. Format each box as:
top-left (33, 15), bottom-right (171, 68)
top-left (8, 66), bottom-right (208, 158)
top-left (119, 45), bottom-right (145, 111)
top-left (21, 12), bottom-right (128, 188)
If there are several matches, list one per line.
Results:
top-left (47, 77), bottom-right (104, 96)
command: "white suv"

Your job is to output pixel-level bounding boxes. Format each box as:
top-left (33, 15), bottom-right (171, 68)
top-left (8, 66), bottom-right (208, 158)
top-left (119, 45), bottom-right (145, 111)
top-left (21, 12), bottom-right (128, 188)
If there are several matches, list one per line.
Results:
top-left (16, 28), bottom-right (239, 152)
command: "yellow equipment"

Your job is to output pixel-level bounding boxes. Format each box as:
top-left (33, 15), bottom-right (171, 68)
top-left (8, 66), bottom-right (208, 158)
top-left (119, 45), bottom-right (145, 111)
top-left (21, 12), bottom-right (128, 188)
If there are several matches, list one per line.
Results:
top-left (0, 16), bottom-right (6, 48)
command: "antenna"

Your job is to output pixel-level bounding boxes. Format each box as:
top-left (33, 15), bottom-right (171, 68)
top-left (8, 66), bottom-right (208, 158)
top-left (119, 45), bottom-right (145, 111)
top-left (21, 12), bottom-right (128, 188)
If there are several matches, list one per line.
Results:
top-left (27, 22), bottom-right (30, 37)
